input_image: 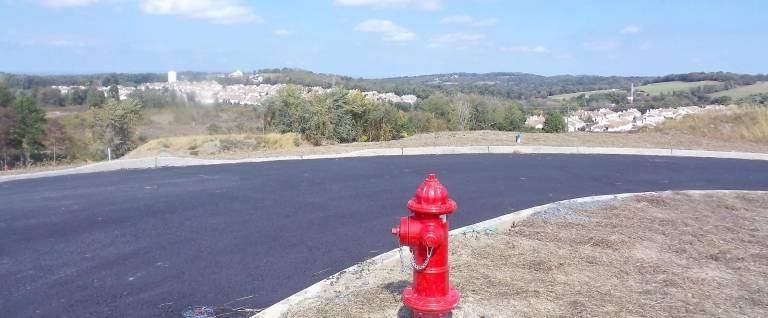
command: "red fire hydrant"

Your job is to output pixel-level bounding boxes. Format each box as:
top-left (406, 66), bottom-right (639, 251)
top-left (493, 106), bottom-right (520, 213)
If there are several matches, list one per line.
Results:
top-left (391, 174), bottom-right (460, 317)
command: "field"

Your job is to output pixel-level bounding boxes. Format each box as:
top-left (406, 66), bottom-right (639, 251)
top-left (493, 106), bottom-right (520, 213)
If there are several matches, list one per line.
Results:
top-left (547, 88), bottom-right (625, 100)
top-left (285, 191), bottom-right (768, 317)
top-left (635, 80), bottom-right (721, 96)
top-left (710, 81), bottom-right (768, 99)
top-left (547, 80), bottom-right (723, 100)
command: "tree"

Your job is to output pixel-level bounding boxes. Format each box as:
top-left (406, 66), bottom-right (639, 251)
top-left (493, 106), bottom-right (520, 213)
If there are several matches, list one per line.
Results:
top-left (712, 95), bottom-right (732, 105)
top-left (0, 81), bottom-right (13, 108)
top-left (543, 111), bottom-right (566, 133)
top-left (36, 87), bottom-right (63, 106)
top-left (9, 96), bottom-right (47, 165)
top-left (66, 87), bottom-right (87, 105)
top-left (305, 95), bottom-right (332, 145)
top-left (91, 99), bottom-right (143, 158)
top-left (499, 102), bottom-right (525, 131)
top-left (44, 119), bottom-right (70, 165)
top-left (452, 94), bottom-right (473, 131)
top-left (365, 102), bottom-right (401, 141)
top-left (86, 86), bottom-right (106, 108)
top-left (0, 108), bottom-right (19, 165)
top-left (419, 93), bottom-right (452, 122)
top-left (108, 84), bottom-right (120, 101)
top-left (267, 85), bottom-right (310, 134)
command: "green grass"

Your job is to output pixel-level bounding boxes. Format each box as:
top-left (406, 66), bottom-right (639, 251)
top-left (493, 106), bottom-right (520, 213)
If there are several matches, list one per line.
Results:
top-left (548, 89), bottom-right (626, 100)
top-left (709, 82), bottom-right (768, 99)
top-left (549, 80), bottom-right (723, 100)
top-left (635, 81), bottom-right (722, 96)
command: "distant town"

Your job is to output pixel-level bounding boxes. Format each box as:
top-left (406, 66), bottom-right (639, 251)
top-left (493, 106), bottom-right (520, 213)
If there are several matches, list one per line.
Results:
top-left (53, 70), bottom-right (419, 107)
top-left (525, 105), bottom-right (725, 132)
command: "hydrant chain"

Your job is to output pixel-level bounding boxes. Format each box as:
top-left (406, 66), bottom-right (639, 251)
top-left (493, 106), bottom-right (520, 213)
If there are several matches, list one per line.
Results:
top-left (410, 246), bottom-right (433, 271)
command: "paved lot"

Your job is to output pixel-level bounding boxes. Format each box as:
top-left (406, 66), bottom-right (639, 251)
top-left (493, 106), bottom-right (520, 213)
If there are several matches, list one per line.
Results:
top-left (2, 154), bottom-right (768, 317)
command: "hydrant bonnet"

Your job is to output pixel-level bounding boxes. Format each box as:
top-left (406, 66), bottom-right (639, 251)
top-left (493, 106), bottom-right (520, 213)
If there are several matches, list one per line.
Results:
top-left (407, 174), bottom-right (457, 215)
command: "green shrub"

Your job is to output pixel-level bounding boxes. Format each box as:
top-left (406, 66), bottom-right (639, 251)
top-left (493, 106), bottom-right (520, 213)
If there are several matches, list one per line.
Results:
top-left (543, 111), bottom-right (566, 133)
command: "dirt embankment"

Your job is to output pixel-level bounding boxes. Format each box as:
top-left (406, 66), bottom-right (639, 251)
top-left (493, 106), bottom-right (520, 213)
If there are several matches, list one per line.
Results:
top-left (286, 191), bottom-right (768, 318)
top-left (125, 130), bottom-right (768, 160)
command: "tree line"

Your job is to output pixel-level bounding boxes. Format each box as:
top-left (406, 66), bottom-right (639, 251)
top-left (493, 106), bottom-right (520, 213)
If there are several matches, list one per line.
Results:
top-left (262, 85), bottom-right (534, 146)
top-left (0, 81), bottom-right (143, 168)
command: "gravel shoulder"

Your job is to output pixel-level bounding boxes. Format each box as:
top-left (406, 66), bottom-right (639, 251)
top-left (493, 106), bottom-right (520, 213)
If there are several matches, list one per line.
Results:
top-left (283, 191), bottom-right (768, 318)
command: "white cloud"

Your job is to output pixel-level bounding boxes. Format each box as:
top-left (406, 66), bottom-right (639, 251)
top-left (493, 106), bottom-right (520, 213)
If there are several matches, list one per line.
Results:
top-left (620, 25), bottom-right (641, 34)
top-left (334, 0), bottom-right (441, 11)
top-left (582, 40), bottom-right (619, 50)
top-left (354, 19), bottom-right (416, 42)
top-left (274, 29), bottom-right (296, 36)
top-left (499, 45), bottom-right (549, 53)
top-left (139, 0), bottom-right (262, 24)
top-left (38, 0), bottom-right (100, 8)
top-left (428, 32), bottom-right (485, 49)
top-left (440, 15), bottom-right (497, 27)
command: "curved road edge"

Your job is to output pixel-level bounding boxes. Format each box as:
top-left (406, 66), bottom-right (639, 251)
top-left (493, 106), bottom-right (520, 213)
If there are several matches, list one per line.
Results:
top-left (2, 146), bottom-right (768, 184)
top-left (252, 189), bottom-right (768, 318)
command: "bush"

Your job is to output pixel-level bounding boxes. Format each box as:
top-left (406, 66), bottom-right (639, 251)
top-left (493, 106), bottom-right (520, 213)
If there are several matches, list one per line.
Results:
top-left (543, 111), bottom-right (566, 133)
top-left (207, 123), bottom-right (222, 135)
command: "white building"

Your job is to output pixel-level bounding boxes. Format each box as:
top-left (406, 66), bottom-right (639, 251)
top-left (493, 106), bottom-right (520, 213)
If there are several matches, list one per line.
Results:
top-left (525, 115), bottom-right (545, 130)
top-left (567, 116), bottom-right (586, 132)
top-left (605, 119), bottom-right (634, 132)
top-left (168, 71), bottom-right (177, 84)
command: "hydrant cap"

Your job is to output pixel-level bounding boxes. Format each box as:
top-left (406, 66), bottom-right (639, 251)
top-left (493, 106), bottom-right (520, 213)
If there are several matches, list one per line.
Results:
top-left (407, 174), bottom-right (457, 215)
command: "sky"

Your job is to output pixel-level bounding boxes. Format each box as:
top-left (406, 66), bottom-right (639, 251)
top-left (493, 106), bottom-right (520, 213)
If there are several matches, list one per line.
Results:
top-left (1, 0), bottom-right (766, 78)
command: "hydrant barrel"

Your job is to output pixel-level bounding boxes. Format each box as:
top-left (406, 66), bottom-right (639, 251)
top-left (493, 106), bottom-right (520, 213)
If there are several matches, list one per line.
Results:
top-left (392, 174), bottom-right (460, 317)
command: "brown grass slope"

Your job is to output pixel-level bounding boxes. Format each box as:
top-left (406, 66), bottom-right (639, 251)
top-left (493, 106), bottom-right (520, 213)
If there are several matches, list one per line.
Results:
top-left (653, 106), bottom-right (768, 144)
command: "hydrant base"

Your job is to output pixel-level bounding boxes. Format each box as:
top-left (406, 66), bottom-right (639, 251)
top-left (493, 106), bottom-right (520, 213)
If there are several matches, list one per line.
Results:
top-left (402, 285), bottom-right (460, 315)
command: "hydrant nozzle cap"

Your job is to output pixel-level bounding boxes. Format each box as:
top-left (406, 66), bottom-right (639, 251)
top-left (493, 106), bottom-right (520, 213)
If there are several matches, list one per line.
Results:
top-left (407, 173), bottom-right (457, 215)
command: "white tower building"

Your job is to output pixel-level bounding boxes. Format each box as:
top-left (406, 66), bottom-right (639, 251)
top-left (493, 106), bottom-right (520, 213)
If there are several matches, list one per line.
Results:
top-left (168, 71), bottom-right (177, 84)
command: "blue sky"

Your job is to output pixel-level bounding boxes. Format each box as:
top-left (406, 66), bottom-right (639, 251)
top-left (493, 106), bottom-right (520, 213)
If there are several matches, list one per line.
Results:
top-left (1, 0), bottom-right (766, 78)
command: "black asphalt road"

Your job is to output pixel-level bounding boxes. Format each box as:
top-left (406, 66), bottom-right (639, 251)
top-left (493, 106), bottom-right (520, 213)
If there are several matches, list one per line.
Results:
top-left (2, 154), bottom-right (768, 317)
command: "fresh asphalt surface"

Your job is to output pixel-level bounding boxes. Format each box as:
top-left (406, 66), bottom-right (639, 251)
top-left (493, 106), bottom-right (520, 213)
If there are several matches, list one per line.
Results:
top-left (2, 154), bottom-right (768, 317)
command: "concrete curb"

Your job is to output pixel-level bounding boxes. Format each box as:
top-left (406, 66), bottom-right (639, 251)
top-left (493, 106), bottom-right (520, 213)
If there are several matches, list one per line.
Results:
top-left (252, 190), bottom-right (768, 318)
top-left (2, 146), bottom-right (767, 183)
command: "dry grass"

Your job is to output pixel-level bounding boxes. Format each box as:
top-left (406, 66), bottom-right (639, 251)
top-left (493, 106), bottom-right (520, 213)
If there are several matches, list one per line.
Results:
top-left (124, 129), bottom-right (768, 160)
top-left (286, 192), bottom-right (768, 318)
top-left (654, 107), bottom-right (768, 144)
top-left (125, 133), bottom-right (302, 158)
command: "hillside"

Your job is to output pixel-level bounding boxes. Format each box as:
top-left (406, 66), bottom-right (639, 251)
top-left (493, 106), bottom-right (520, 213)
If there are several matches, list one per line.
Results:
top-left (635, 81), bottom-right (722, 96)
top-left (709, 82), bottom-right (768, 99)
top-left (260, 68), bottom-right (652, 100)
top-left (653, 106), bottom-right (768, 144)
top-left (548, 88), bottom-right (626, 100)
